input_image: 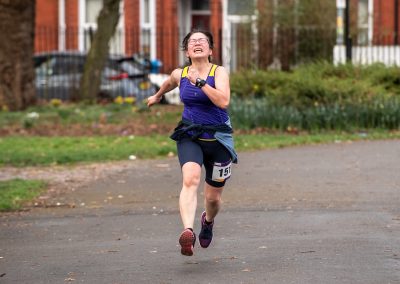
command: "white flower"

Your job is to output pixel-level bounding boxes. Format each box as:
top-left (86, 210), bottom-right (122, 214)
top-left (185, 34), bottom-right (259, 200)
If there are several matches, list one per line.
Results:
top-left (26, 112), bottom-right (39, 119)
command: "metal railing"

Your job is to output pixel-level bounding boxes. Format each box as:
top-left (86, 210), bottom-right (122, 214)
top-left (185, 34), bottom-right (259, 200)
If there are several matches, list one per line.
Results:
top-left (35, 26), bottom-right (400, 73)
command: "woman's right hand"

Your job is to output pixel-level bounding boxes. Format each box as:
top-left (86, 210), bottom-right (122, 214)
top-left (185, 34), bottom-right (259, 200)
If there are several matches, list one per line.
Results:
top-left (147, 68), bottom-right (181, 107)
top-left (147, 94), bottom-right (162, 107)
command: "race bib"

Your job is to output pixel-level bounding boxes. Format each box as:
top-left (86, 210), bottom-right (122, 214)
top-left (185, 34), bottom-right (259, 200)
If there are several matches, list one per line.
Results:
top-left (211, 160), bottom-right (232, 182)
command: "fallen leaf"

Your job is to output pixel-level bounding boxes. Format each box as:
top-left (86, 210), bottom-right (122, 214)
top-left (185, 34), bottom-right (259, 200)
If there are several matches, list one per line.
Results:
top-left (300, 250), bottom-right (316, 254)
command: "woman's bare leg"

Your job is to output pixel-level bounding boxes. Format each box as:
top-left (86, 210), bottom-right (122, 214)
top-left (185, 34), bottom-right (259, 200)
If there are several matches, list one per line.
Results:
top-left (179, 162), bottom-right (201, 229)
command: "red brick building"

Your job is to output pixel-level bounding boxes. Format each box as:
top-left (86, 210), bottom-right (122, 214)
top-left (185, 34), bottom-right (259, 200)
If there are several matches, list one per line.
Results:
top-left (372, 0), bottom-right (400, 45)
top-left (341, 0), bottom-right (400, 45)
top-left (35, 0), bottom-right (400, 72)
top-left (35, 0), bottom-right (224, 73)
top-left (334, 0), bottom-right (400, 65)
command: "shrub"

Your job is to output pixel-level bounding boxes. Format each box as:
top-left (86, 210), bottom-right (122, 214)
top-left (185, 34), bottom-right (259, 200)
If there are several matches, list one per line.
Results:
top-left (229, 62), bottom-right (400, 131)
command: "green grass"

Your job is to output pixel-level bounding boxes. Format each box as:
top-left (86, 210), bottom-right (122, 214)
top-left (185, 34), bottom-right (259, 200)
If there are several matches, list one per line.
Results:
top-left (0, 103), bottom-right (182, 130)
top-left (0, 135), bottom-right (176, 166)
top-left (1, 131), bottom-right (399, 167)
top-left (0, 178), bottom-right (47, 211)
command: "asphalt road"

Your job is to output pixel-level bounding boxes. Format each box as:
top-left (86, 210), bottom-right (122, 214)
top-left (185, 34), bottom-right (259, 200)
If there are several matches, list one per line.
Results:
top-left (1, 140), bottom-right (400, 284)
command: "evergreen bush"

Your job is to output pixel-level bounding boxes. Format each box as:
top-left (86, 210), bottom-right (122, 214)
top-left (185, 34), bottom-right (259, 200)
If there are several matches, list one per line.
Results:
top-left (229, 62), bottom-right (400, 131)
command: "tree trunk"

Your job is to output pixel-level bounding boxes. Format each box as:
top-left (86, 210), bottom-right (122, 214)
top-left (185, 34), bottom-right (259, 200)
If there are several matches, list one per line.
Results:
top-left (0, 0), bottom-right (36, 111)
top-left (79, 0), bottom-right (121, 102)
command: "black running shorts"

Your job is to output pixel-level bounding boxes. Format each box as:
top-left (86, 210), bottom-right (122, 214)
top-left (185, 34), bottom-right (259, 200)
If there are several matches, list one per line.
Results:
top-left (177, 137), bottom-right (232, 187)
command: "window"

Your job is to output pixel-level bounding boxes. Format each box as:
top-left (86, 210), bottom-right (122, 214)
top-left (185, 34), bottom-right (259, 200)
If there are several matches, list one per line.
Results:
top-left (86, 0), bottom-right (102, 24)
top-left (143, 0), bottom-right (150, 24)
top-left (358, 0), bottom-right (369, 45)
top-left (140, 0), bottom-right (156, 58)
top-left (191, 0), bottom-right (211, 30)
top-left (228, 0), bottom-right (255, 16)
top-left (222, 0), bottom-right (257, 71)
top-left (192, 0), bottom-right (209, 11)
top-left (80, 0), bottom-right (124, 54)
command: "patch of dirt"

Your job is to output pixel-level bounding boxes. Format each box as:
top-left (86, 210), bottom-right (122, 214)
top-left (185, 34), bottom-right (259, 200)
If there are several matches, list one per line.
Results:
top-left (0, 161), bottom-right (136, 209)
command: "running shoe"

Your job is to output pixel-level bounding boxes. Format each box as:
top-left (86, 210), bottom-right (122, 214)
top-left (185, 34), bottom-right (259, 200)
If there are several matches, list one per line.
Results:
top-left (199, 211), bottom-right (214, 248)
top-left (179, 228), bottom-right (196, 256)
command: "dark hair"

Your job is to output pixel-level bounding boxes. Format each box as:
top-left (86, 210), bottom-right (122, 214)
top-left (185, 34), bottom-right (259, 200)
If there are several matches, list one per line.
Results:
top-left (181, 29), bottom-right (214, 64)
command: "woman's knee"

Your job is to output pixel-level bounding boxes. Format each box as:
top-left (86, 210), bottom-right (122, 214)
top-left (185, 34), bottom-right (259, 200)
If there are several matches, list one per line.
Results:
top-left (182, 162), bottom-right (201, 189)
top-left (183, 175), bottom-right (200, 189)
top-left (204, 184), bottom-right (223, 203)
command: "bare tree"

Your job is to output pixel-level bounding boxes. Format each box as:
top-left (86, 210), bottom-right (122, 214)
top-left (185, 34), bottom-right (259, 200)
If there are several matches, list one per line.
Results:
top-left (79, 0), bottom-right (121, 101)
top-left (0, 0), bottom-right (36, 110)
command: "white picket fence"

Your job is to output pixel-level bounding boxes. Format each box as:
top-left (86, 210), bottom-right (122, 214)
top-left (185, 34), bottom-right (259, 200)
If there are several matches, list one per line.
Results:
top-left (334, 45), bottom-right (400, 66)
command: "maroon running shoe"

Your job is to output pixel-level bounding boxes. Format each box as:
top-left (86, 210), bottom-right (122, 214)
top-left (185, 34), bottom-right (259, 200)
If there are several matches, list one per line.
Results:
top-left (179, 229), bottom-right (196, 256)
top-left (199, 211), bottom-right (214, 248)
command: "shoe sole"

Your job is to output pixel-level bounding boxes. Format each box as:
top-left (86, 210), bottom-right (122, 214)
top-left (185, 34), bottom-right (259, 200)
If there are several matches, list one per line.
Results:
top-left (179, 230), bottom-right (195, 256)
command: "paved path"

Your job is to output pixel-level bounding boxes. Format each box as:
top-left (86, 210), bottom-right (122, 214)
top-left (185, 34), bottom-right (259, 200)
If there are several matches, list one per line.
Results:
top-left (1, 140), bottom-right (400, 283)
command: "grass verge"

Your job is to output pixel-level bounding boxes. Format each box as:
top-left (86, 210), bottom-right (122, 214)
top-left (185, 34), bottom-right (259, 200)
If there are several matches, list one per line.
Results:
top-left (0, 179), bottom-right (47, 211)
top-left (0, 135), bottom-right (176, 166)
top-left (1, 131), bottom-right (399, 167)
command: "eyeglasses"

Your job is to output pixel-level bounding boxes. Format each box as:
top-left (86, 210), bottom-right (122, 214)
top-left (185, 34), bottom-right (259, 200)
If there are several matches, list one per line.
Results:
top-left (188, 38), bottom-right (209, 45)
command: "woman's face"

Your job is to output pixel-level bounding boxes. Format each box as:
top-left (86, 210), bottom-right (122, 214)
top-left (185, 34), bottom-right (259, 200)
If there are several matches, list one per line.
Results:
top-left (186, 32), bottom-right (212, 61)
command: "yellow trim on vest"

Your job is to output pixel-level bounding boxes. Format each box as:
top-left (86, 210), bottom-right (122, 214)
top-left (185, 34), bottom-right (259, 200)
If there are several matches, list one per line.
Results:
top-left (182, 65), bottom-right (217, 78)
top-left (209, 64), bottom-right (218, 77)
top-left (198, 138), bottom-right (217, 142)
top-left (181, 66), bottom-right (189, 78)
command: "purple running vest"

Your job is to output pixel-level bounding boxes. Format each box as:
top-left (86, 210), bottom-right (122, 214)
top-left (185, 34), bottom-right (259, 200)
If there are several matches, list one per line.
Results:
top-left (179, 65), bottom-right (229, 139)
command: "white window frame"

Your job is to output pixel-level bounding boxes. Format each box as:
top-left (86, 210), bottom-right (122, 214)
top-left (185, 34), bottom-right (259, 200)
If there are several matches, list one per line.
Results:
top-left (222, 0), bottom-right (257, 72)
top-left (78, 0), bottom-right (86, 51)
top-left (177, 0), bottom-right (191, 65)
top-left (357, 0), bottom-right (372, 45)
top-left (78, 0), bottom-right (125, 53)
top-left (368, 0), bottom-right (374, 45)
top-left (140, 0), bottom-right (156, 60)
top-left (59, 0), bottom-right (66, 51)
